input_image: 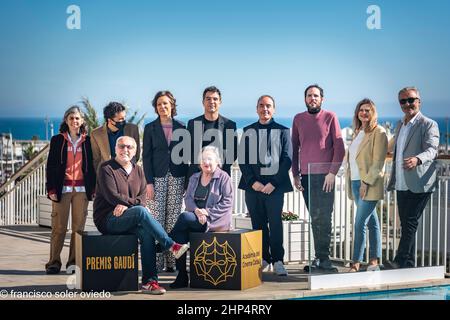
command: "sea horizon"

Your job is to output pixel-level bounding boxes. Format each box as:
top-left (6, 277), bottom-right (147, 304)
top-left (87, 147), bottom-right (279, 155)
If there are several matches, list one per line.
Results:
top-left (1, 116), bottom-right (448, 143)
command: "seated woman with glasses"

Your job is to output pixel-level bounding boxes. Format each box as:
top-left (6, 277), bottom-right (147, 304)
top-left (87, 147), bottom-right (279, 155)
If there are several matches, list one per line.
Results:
top-left (168, 146), bottom-right (233, 289)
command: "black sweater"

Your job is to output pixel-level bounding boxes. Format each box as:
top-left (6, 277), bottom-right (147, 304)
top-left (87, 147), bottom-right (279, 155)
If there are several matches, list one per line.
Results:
top-left (238, 119), bottom-right (293, 194)
top-left (186, 114), bottom-right (238, 178)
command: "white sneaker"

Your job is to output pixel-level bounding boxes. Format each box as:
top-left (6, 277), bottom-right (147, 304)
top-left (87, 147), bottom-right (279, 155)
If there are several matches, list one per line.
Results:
top-left (273, 261), bottom-right (288, 276)
top-left (262, 260), bottom-right (272, 272)
top-left (170, 243), bottom-right (189, 259)
top-left (142, 280), bottom-right (166, 295)
top-left (366, 264), bottom-right (380, 272)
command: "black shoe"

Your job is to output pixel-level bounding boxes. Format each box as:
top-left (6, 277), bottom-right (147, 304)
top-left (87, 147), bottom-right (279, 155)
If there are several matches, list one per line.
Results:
top-left (383, 260), bottom-right (401, 270)
top-left (318, 259), bottom-right (338, 273)
top-left (303, 258), bottom-right (320, 273)
top-left (46, 264), bottom-right (61, 275)
top-left (165, 266), bottom-right (175, 273)
top-left (170, 273), bottom-right (189, 289)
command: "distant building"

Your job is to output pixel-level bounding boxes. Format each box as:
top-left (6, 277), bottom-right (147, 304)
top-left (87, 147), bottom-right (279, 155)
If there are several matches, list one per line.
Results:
top-left (0, 133), bottom-right (48, 183)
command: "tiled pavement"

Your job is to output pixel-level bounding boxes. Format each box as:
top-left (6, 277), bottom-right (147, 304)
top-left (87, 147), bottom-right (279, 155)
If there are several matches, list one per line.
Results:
top-left (1, 225), bottom-right (449, 300)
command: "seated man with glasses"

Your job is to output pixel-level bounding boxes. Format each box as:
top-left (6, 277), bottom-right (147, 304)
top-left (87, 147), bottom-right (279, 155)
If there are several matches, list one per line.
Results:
top-left (168, 146), bottom-right (233, 289)
top-left (93, 136), bottom-right (188, 294)
top-left (385, 87), bottom-right (439, 269)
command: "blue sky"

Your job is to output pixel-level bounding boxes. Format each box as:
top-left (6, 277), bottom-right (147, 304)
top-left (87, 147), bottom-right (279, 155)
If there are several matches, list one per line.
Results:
top-left (0, 0), bottom-right (449, 119)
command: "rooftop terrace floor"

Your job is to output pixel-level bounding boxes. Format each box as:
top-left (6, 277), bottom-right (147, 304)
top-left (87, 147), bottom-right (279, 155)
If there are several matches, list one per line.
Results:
top-left (1, 225), bottom-right (449, 300)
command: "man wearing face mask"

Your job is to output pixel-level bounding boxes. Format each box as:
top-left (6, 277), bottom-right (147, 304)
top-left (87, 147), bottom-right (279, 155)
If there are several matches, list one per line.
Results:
top-left (291, 84), bottom-right (345, 273)
top-left (91, 102), bottom-right (140, 173)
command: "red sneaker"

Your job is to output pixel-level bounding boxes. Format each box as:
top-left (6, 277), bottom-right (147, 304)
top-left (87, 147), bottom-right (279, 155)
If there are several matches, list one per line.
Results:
top-left (142, 280), bottom-right (166, 295)
top-left (170, 243), bottom-right (189, 259)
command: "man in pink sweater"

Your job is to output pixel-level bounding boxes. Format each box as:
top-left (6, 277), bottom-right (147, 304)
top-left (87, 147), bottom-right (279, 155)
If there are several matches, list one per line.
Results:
top-left (291, 84), bottom-right (345, 272)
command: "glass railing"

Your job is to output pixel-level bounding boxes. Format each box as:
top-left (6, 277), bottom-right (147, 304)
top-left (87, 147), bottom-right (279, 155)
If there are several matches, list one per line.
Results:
top-left (304, 160), bottom-right (448, 275)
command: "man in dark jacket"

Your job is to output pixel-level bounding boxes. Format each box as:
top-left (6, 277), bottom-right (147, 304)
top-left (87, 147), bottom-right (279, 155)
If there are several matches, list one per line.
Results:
top-left (186, 86), bottom-right (238, 180)
top-left (238, 95), bottom-right (293, 276)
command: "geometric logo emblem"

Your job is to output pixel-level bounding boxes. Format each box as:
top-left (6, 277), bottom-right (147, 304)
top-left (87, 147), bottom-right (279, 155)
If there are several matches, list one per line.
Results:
top-left (193, 237), bottom-right (237, 286)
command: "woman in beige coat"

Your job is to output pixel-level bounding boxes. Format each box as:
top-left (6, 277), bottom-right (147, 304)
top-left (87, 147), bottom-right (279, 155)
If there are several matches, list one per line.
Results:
top-left (346, 99), bottom-right (388, 272)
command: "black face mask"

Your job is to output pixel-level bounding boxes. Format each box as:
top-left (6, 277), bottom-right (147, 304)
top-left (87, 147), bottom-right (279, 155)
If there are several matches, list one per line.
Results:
top-left (113, 120), bottom-right (126, 130)
top-left (307, 106), bottom-right (321, 114)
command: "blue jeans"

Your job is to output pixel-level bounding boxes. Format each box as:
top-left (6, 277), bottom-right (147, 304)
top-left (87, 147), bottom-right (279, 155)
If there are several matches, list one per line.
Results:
top-left (351, 180), bottom-right (381, 263)
top-left (169, 211), bottom-right (207, 274)
top-left (105, 205), bottom-right (174, 283)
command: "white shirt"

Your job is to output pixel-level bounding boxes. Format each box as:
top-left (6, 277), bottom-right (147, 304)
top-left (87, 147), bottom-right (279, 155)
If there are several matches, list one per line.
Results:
top-left (62, 134), bottom-right (86, 194)
top-left (349, 130), bottom-right (365, 180)
top-left (395, 112), bottom-right (420, 191)
top-left (124, 165), bottom-right (133, 175)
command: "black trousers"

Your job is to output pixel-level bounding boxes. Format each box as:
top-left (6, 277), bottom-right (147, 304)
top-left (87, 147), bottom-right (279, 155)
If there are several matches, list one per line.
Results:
top-left (245, 190), bottom-right (285, 263)
top-left (302, 174), bottom-right (335, 261)
top-left (394, 190), bottom-right (432, 268)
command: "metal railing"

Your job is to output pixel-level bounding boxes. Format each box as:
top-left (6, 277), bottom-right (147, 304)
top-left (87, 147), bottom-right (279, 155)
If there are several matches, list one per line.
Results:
top-left (0, 144), bottom-right (49, 225)
top-left (230, 160), bottom-right (450, 272)
top-left (0, 144), bottom-right (448, 272)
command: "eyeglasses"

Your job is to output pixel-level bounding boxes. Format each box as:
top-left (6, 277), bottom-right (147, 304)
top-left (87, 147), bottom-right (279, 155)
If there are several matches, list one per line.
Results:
top-left (399, 97), bottom-right (419, 105)
top-left (117, 144), bottom-right (135, 150)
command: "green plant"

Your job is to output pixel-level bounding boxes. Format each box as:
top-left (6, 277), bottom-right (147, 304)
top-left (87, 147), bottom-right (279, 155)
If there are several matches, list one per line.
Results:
top-left (127, 109), bottom-right (147, 127)
top-left (281, 211), bottom-right (299, 221)
top-left (80, 97), bottom-right (100, 134)
top-left (23, 143), bottom-right (37, 160)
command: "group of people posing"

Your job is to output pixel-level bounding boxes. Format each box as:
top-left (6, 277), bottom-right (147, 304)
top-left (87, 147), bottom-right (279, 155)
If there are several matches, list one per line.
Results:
top-left (44, 84), bottom-right (440, 294)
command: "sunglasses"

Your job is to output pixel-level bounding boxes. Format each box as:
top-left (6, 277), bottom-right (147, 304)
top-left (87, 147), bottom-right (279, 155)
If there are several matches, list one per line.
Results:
top-left (399, 97), bottom-right (419, 105)
top-left (117, 144), bottom-right (135, 150)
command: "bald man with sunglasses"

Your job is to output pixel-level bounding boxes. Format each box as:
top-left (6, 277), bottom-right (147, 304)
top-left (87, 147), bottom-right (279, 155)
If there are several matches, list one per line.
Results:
top-left (386, 87), bottom-right (439, 269)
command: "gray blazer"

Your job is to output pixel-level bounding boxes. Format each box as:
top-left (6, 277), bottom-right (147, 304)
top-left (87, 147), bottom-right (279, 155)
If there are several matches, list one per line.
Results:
top-left (387, 112), bottom-right (439, 193)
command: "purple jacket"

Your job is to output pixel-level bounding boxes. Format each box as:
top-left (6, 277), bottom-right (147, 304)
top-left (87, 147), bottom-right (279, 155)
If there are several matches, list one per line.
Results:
top-left (184, 167), bottom-right (233, 232)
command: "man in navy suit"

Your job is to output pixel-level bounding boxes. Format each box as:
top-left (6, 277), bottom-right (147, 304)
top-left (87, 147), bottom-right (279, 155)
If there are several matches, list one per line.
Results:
top-left (238, 95), bottom-right (293, 276)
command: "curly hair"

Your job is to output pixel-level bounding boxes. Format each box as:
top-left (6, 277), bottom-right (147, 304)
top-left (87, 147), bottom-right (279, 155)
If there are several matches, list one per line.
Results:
top-left (103, 102), bottom-right (126, 122)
